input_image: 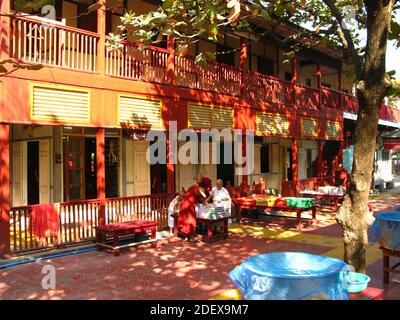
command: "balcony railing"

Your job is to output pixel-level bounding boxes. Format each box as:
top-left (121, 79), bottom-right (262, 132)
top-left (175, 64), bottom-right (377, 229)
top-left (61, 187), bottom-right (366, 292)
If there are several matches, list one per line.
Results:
top-left (9, 193), bottom-right (171, 253)
top-left (9, 15), bottom-right (400, 122)
top-left (11, 15), bottom-right (99, 72)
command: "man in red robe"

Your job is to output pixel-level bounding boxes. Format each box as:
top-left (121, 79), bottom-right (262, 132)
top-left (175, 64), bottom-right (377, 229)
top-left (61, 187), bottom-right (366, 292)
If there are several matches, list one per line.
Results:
top-left (336, 163), bottom-right (350, 190)
top-left (177, 185), bottom-right (207, 241)
top-left (195, 173), bottom-right (212, 197)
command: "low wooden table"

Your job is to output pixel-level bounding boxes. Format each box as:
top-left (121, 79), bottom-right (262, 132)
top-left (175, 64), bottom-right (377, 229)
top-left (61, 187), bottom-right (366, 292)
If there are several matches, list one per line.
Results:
top-left (196, 217), bottom-right (229, 243)
top-left (235, 198), bottom-right (317, 230)
top-left (173, 213), bottom-right (229, 242)
top-left (94, 220), bottom-right (158, 256)
top-left (381, 246), bottom-right (400, 284)
top-left (299, 192), bottom-right (344, 211)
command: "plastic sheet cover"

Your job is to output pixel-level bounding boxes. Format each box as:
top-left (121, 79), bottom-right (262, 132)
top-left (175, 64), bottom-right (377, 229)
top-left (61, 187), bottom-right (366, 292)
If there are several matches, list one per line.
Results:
top-left (229, 252), bottom-right (349, 300)
top-left (369, 212), bottom-right (400, 251)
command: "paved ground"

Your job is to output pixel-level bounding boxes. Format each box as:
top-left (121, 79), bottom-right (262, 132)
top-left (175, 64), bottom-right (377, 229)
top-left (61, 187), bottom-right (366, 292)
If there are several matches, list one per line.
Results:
top-left (1, 192), bottom-right (400, 300)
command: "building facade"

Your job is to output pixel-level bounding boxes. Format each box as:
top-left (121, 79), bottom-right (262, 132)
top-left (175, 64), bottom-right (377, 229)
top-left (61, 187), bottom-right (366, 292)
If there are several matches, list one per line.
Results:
top-left (1, 0), bottom-right (399, 256)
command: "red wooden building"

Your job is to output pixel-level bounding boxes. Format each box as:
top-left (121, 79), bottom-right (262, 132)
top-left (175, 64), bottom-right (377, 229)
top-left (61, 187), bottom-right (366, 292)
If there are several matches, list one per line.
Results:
top-left (1, 0), bottom-right (399, 256)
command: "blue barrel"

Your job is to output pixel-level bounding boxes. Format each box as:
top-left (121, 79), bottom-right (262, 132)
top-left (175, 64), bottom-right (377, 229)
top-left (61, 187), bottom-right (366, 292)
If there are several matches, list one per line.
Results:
top-left (229, 252), bottom-right (349, 300)
top-left (369, 212), bottom-right (400, 250)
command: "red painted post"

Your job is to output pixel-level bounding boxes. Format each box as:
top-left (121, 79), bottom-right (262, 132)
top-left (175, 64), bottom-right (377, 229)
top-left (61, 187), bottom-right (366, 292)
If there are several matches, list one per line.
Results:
top-left (0, 124), bottom-right (10, 257)
top-left (338, 68), bottom-right (343, 110)
top-left (0, 0), bottom-right (11, 60)
top-left (166, 131), bottom-right (175, 195)
top-left (316, 63), bottom-right (322, 109)
top-left (292, 138), bottom-right (298, 182)
top-left (291, 56), bottom-right (297, 106)
top-left (242, 130), bottom-right (248, 184)
top-left (167, 35), bottom-right (175, 85)
top-left (240, 38), bottom-right (248, 96)
top-left (96, 128), bottom-right (106, 225)
top-left (97, 0), bottom-right (106, 74)
top-left (317, 140), bottom-right (323, 177)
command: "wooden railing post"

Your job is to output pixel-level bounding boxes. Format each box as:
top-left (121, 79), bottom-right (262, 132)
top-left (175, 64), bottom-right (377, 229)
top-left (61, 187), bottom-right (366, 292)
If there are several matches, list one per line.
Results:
top-left (96, 128), bottom-right (106, 225)
top-left (97, 0), bottom-right (106, 74)
top-left (0, 0), bottom-right (11, 60)
top-left (0, 124), bottom-right (10, 257)
top-left (240, 38), bottom-right (248, 96)
top-left (167, 35), bottom-right (175, 85)
top-left (316, 63), bottom-right (322, 109)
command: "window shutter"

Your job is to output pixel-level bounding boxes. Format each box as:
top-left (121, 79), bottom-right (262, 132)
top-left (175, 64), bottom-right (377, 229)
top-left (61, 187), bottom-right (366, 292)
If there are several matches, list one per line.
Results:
top-left (256, 112), bottom-right (289, 135)
top-left (188, 104), bottom-right (212, 128)
top-left (326, 121), bottom-right (340, 139)
top-left (31, 85), bottom-right (90, 122)
top-left (301, 117), bottom-right (318, 137)
top-left (119, 95), bottom-right (162, 129)
top-left (213, 106), bottom-right (233, 130)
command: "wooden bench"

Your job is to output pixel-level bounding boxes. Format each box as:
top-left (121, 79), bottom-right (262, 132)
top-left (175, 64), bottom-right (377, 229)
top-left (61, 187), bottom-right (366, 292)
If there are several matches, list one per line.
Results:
top-left (94, 220), bottom-right (158, 256)
top-left (381, 246), bottom-right (400, 284)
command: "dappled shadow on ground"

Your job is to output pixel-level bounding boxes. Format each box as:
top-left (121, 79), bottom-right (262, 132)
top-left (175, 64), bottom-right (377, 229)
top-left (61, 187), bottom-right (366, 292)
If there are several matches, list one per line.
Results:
top-left (2, 191), bottom-right (400, 300)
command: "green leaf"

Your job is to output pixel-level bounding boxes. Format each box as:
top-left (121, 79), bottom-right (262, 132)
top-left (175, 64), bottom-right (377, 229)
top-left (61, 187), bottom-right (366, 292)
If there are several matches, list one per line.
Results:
top-left (195, 52), bottom-right (208, 68)
top-left (162, 0), bottom-right (174, 10)
top-left (0, 65), bottom-right (7, 73)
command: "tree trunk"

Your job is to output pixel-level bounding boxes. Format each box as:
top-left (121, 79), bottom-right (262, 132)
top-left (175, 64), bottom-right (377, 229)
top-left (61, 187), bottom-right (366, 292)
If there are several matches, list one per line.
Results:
top-left (336, 0), bottom-right (394, 273)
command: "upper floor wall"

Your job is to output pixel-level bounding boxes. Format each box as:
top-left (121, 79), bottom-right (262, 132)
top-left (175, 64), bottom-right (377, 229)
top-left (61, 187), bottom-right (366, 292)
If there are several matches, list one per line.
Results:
top-left (0, 0), bottom-right (398, 130)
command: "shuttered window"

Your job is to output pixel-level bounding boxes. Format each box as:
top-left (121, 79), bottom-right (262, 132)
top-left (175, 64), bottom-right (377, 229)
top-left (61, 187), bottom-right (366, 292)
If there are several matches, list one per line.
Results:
top-left (326, 121), bottom-right (340, 139)
top-left (31, 85), bottom-right (90, 122)
top-left (119, 95), bottom-right (162, 129)
top-left (301, 117), bottom-right (318, 137)
top-left (256, 112), bottom-right (289, 135)
top-left (188, 104), bottom-right (212, 128)
top-left (213, 106), bottom-right (233, 130)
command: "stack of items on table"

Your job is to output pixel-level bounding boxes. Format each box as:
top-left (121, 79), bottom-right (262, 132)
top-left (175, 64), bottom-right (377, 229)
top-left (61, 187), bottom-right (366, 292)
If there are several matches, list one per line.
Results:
top-left (301, 186), bottom-right (346, 196)
top-left (196, 203), bottom-right (230, 220)
top-left (236, 194), bottom-right (315, 209)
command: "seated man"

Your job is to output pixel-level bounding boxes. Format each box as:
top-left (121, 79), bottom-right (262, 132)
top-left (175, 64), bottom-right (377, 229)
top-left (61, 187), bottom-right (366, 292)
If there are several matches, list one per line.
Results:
top-left (336, 163), bottom-right (350, 191)
top-left (208, 179), bottom-right (231, 212)
top-left (254, 177), bottom-right (267, 195)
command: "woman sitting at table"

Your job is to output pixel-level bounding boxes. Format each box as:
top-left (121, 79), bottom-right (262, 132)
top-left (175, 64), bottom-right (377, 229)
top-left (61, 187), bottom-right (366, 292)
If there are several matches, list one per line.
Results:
top-left (177, 184), bottom-right (207, 242)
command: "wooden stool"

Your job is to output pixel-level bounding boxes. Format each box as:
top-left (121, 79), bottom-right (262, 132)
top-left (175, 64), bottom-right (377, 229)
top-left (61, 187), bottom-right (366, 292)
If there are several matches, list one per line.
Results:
top-left (381, 246), bottom-right (400, 284)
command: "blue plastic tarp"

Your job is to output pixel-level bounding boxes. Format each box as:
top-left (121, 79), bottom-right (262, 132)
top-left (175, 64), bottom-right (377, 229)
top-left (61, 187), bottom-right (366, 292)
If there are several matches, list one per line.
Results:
top-left (369, 212), bottom-right (400, 251)
top-left (229, 252), bottom-right (349, 300)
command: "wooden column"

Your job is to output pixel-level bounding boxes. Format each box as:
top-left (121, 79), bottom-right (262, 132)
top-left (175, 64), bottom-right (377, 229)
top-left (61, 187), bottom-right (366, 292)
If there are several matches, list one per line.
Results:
top-left (166, 131), bottom-right (175, 195)
top-left (97, 0), bottom-right (106, 74)
top-left (239, 38), bottom-right (248, 96)
top-left (0, 0), bottom-right (11, 60)
top-left (337, 141), bottom-right (344, 171)
top-left (96, 128), bottom-right (106, 225)
top-left (0, 124), bottom-right (10, 257)
top-left (167, 35), bottom-right (175, 85)
top-left (317, 140), bottom-right (324, 177)
top-left (338, 67), bottom-right (343, 110)
top-left (291, 56), bottom-right (297, 107)
top-left (292, 138), bottom-right (298, 183)
top-left (316, 63), bottom-right (322, 109)
top-left (291, 56), bottom-right (297, 82)
top-left (242, 130), bottom-right (248, 184)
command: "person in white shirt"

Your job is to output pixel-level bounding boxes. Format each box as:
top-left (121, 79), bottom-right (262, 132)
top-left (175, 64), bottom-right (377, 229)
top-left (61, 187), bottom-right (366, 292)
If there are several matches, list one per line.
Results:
top-left (208, 179), bottom-right (231, 212)
top-left (168, 192), bottom-right (184, 235)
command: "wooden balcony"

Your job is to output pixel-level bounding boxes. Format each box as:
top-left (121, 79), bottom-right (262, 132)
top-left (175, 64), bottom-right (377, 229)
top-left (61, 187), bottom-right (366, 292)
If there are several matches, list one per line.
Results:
top-left (8, 15), bottom-right (400, 122)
